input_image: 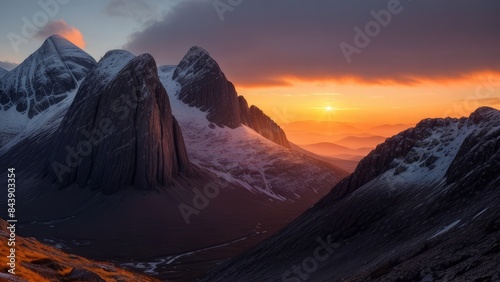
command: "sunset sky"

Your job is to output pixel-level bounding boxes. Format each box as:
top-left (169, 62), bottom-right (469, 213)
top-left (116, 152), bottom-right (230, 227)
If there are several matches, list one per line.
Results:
top-left (1, 0), bottom-right (499, 129)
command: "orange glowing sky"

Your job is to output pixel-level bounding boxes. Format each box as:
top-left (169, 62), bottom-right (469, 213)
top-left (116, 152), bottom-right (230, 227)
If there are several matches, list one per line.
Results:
top-left (237, 73), bottom-right (500, 127)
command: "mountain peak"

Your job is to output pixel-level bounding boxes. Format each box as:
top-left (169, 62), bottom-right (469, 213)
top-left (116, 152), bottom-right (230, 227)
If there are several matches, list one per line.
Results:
top-left (172, 46), bottom-right (221, 82)
top-left (47, 52), bottom-right (190, 193)
top-left (46, 34), bottom-right (73, 45)
top-left (41, 34), bottom-right (86, 56)
top-left (187, 46), bottom-right (211, 56)
top-left (0, 34), bottom-right (96, 121)
top-left (469, 106), bottom-right (499, 124)
top-left (170, 47), bottom-right (291, 147)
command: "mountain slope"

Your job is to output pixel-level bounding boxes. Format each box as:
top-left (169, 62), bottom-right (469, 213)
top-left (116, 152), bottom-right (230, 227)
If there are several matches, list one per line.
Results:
top-left (160, 65), bottom-right (346, 201)
top-left (0, 67), bottom-right (7, 78)
top-left (0, 34), bottom-right (96, 146)
top-left (203, 107), bottom-right (500, 281)
top-left (0, 34), bottom-right (95, 118)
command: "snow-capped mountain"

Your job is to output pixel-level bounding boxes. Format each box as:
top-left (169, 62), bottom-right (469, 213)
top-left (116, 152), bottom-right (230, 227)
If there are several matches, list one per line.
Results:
top-left (171, 46), bottom-right (289, 148)
top-left (0, 35), bottom-right (96, 146)
top-left (204, 107), bottom-right (500, 281)
top-left (159, 66), bottom-right (344, 200)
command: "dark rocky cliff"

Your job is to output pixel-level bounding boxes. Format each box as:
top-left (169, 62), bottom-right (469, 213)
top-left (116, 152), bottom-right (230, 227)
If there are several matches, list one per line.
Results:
top-left (46, 51), bottom-right (190, 194)
top-left (173, 46), bottom-right (290, 148)
top-left (238, 96), bottom-right (290, 148)
top-left (173, 46), bottom-right (241, 128)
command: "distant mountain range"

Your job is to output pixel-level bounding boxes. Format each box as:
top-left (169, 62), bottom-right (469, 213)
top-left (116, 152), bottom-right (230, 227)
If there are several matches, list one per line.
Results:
top-left (285, 121), bottom-right (414, 171)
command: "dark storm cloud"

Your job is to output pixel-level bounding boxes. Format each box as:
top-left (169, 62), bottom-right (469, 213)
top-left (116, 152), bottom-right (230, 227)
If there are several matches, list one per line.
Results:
top-left (124, 0), bottom-right (500, 86)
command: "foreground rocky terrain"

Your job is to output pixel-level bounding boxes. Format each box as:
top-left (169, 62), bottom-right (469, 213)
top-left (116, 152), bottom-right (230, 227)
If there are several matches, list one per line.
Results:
top-left (0, 219), bottom-right (158, 282)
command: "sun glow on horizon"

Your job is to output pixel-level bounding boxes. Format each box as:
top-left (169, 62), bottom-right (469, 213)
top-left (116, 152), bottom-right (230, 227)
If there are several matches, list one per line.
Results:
top-left (325, 106), bottom-right (333, 112)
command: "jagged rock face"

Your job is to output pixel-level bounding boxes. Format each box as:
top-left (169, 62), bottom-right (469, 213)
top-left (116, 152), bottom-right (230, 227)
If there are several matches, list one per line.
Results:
top-left (173, 46), bottom-right (241, 128)
top-left (237, 96), bottom-right (290, 148)
top-left (0, 35), bottom-right (96, 118)
top-left (237, 95), bottom-right (250, 124)
top-left (444, 107), bottom-right (500, 197)
top-left (323, 107), bottom-right (500, 207)
top-left (46, 51), bottom-right (190, 194)
top-left (327, 117), bottom-right (462, 202)
top-left (172, 47), bottom-right (290, 148)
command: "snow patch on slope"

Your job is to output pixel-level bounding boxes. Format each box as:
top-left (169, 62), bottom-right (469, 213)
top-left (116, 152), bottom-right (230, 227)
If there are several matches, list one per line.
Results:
top-left (159, 67), bottom-right (341, 201)
top-left (94, 50), bottom-right (135, 85)
top-left (0, 88), bottom-right (78, 154)
top-left (378, 121), bottom-right (474, 188)
top-left (429, 220), bottom-right (462, 239)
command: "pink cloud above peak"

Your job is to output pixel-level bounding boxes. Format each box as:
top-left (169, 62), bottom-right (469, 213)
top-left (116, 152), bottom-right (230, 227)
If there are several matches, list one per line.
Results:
top-left (34, 20), bottom-right (86, 49)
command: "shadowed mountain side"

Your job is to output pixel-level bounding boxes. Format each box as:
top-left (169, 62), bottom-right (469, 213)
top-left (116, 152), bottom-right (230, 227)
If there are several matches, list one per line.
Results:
top-left (238, 96), bottom-right (290, 148)
top-left (45, 51), bottom-right (190, 194)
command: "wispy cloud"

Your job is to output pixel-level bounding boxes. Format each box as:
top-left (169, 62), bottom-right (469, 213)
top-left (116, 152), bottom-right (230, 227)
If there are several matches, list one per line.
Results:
top-left (34, 20), bottom-right (86, 49)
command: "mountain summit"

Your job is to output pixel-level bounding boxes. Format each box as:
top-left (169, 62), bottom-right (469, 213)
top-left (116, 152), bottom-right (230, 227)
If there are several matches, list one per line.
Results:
top-left (173, 46), bottom-right (242, 128)
top-left (0, 34), bottom-right (96, 118)
top-left (172, 46), bottom-right (289, 148)
top-left (46, 51), bottom-right (190, 194)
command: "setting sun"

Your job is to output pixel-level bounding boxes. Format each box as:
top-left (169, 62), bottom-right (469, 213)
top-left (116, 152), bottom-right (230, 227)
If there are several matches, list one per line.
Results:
top-left (325, 106), bottom-right (333, 112)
